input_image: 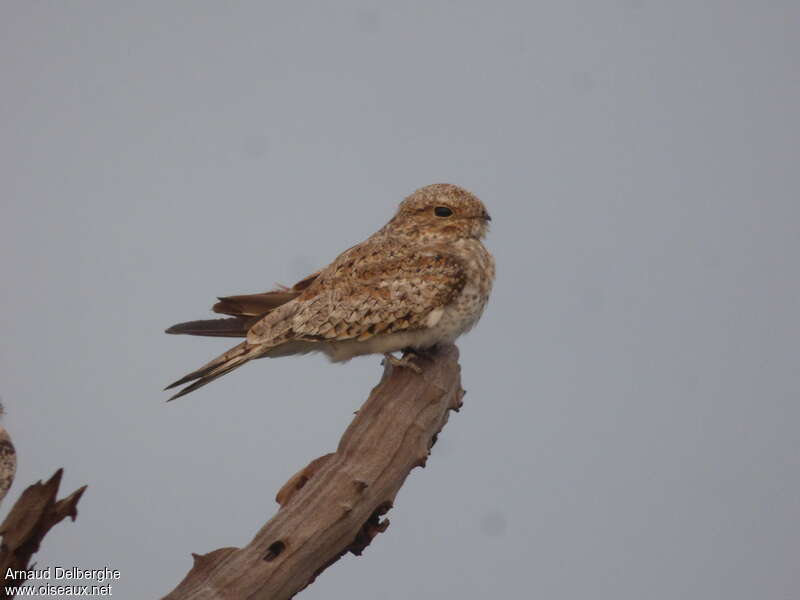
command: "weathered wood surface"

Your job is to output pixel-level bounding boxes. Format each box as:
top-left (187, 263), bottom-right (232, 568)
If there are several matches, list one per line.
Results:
top-left (0, 469), bottom-right (87, 598)
top-left (164, 344), bottom-right (464, 600)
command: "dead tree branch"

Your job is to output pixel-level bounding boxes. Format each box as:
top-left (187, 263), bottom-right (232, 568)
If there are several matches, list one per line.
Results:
top-left (164, 344), bottom-right (464, 600)
top-left (0, 469), bottom-right (87, 597)
top-left (0, 411), bottom-right (87, 598)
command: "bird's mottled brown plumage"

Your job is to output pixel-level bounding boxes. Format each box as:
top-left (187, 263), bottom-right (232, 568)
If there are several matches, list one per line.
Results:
top-left (165, 183), bottom-right (495, 400)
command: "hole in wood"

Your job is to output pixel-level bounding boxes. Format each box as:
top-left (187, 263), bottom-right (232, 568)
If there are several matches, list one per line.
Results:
top-left (264, 541), bottom-right (285, 562)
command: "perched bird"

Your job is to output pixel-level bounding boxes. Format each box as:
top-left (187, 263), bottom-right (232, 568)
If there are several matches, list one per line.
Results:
top-left (165, 183), bottom-right (494, 400)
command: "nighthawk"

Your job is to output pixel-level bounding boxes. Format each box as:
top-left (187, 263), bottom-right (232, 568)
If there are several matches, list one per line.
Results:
top-left (165, 183), bottom-right (494, 400)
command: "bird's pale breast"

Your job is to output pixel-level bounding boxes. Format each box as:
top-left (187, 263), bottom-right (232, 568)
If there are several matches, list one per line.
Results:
top-left (434, 238), bottom-right (495, 341)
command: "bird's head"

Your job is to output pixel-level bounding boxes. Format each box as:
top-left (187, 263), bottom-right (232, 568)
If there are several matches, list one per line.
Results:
top-left (387, 183), bottom-right (491, 242)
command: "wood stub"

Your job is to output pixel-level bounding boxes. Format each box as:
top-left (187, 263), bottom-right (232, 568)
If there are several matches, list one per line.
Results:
top-left (163, 344), bottom-right (464, 600)
top-left (0, 469), bottom-right (87, 595)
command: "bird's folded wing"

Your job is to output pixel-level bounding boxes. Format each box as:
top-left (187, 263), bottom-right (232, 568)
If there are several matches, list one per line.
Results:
top-left (213, 291), bottom-right (299, 317)
top-left (246, 251), bottom-right (466, 346)
top-left (213, 271), bottom-right (322, 317)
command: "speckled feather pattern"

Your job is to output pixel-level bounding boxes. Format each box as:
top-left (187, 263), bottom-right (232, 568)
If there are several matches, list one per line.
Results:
top-left (165, 183), bottom-right (495, 399)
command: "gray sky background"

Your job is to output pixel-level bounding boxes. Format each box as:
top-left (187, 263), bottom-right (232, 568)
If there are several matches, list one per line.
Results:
top-left (1, 2), bottom-right (798, 598)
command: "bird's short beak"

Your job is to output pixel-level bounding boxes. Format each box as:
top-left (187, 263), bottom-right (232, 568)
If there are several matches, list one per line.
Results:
top-left (484, 212), bottom-right (492, 222)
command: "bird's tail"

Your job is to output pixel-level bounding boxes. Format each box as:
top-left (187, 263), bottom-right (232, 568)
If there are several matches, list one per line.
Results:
top-left (164, 341), bottom-right (263, 401)
top-left (164, 316), bottom-right (255, 338)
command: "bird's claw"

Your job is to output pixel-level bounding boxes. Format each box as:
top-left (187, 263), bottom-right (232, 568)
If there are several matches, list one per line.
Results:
top-left (383, 352), bottom-right (423, 374)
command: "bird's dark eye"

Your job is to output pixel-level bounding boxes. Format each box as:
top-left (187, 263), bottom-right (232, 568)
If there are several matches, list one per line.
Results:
top-left (434, 206), bottom-right (453, 217)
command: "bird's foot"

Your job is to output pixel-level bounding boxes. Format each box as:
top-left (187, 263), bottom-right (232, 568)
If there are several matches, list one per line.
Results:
top-left (383, 350), bottom-right (423, 374)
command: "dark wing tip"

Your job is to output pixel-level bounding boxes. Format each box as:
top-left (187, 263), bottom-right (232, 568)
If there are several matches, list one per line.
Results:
top-left (166, 388), bottom-right (189, 402)
top-left (164, 372), bottom-right (198, 391)
top-left (164, 377), bottom-right (201, 400)
top-left (165, 368), bottom-right (235, 401)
